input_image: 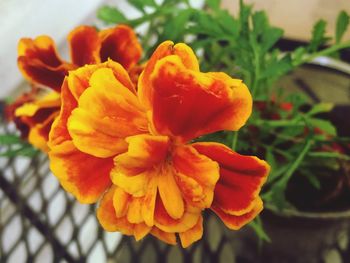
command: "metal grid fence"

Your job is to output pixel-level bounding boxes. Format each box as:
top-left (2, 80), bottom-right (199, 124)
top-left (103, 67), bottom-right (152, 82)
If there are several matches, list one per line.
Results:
top-left (0, 115), bottom-right (236, 263)
top-left (1, 61), bottom-right (350, 262)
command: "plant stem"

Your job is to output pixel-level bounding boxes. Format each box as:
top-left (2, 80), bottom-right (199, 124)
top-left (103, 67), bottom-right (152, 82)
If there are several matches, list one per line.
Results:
top-left (250, 37), bottom-right (261, 97)
top-left (231, 131), bottom-right (239, 150)
top-left (296, 41), bottom-right (350, 66)
top-left (280, 139), bottom-right (313, 184)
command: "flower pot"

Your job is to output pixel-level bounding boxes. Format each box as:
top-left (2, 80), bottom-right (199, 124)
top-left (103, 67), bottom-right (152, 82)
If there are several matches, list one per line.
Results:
top-left (230, 57), bottom-right (350, 263)
top-left (231, 206), bottom-right (350, 263)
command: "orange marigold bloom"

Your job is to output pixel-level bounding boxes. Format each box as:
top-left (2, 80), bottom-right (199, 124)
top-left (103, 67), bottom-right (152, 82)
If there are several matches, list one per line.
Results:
top-left (10, 25), bottom-right (142, 151)
top-left (48, 60), bottom-right (148, 203)
top-left (48, 40), bottom-right (269, 247)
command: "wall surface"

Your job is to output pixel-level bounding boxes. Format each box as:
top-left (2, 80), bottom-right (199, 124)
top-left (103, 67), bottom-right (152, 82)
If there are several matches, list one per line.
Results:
top-left (0, 0), bottom-right (104, 98)
top-left (222, 0), bottom-right (350, 42)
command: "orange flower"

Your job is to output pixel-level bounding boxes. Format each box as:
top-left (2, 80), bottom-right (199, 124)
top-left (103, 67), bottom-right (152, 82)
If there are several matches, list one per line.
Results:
top-left (96, 41), bottom-right (269, 246)
top-left (48, 40), bottom-right (269, 246)
top-left (18, 24), bottom-right (142, 90)
top-left (10, 25), bottom-right (142, 151)
top-left (48, 60), bottom-right (148, 203)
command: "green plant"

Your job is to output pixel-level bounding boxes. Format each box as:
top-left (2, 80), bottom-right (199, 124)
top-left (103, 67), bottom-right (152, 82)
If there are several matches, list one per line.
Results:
top-left (97, 0), bottom-right (350, 240)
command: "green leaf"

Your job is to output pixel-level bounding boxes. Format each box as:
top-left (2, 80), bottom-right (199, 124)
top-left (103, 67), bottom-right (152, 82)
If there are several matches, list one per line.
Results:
top-left (252, 11), bottom-right (268, 36)
top-left (160, 9), bottom-right (193, 42)
top-left (265, 147), bottom-right (276, 172)
top-left (268, 139), bottom-right (313, 210)
top-left (249, 217), bottom-right (271, 243)
top-left (336, 11), bottom-right (350, 43)
top-left (261, 27), bottom-right (284, 52)
top-left (302, 172), bottom-right (321, 189)
top-left (97, 6), bottom-right (127, 24)
top-left (308, 118), bottom-right (337, 136)
top-left (260, 55), bottom-right (293, 79)
top-left (195, 12), bottom-right (225, 37)
top-left (206, 0), bottom-right (221, 10)
top-left (0, 146), bottom-right (39, 157)
top-left (291, 46), bottom-right (306, 65)
top-left (307, 103), bottom-right (334, 116)
top-left (308, 151), bottom-right (350, 160)
top-left (217, 10), bottom-right (239, 36)
top-left (238, 0), bottom-right (252, 36)
top-left (0, 134), bottom-right (23, 145)
top-left (128, 0), bottom-right (157, 11)
top-left (309, 19), bottom-right (328, 52)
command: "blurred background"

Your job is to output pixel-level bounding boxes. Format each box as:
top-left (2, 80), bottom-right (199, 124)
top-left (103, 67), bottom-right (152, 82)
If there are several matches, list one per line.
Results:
top-left (1, 0), bottom-right (349, 99)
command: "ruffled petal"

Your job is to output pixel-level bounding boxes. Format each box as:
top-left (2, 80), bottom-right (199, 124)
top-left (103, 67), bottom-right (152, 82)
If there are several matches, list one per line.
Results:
top-left (14, 91), bottom-right (61, 151)
top-left (67, 60), bottom-right (135, 100)
top-left (68, 26), bottom-right (101, 66)
top-left (67, 67), bottom-right (147, 158)
top-left (141, 176), bottom-right (158, 227)
top-left (211, 197), bottom-right (263, 230)
top-left (138, 41), bottom-right (199, 109)
top-left (147, 55), bottom-right (252, 141)
top-left (115, 134), bottom-right (170, 173)
top-left (99, 25), bottom-right (142, 70)
top-left (154, 197), bottom-right (200, 233)
top-left (192, 142), bottom-right (269, 218)
top-left (127, 197), bottom-right (144, 224)
top-left (48, 80), bottom-right (77, 148)
top-left (172, 145), bottom-right (219, 209)
top-left (18, 36), bottom-right (63, 67)
top-left (179, 216), bottom-right (203, 248)
top-left (18, 58), bottom-right (71, 92)
top-left (157, 164), bottom-right (184, 219)
top-left (27, 110), bottom-right (58, 152)
top-left (112, 135), bottom-right (169, 226)
top-left (49, 140), bottom-right (113, 203)
top-left (150, 228), bottom-right (176, 245)
top-left (111, 135), bottom-right (169, 195)
top-left (97, 186), bottom-right (151, 239)
top-left (18, 36), bottom-right (74, 91)
top-left (113, 187), bottom-right (130, 218)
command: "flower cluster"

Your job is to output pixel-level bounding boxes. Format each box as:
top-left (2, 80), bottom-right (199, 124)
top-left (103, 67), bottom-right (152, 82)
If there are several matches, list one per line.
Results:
top-left (10, 25), bottom-right (269, 247)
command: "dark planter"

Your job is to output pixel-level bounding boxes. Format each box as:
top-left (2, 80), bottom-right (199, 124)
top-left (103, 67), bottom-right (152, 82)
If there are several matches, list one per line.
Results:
top-left (231, 206), bottom-right (350, 263)
top-left (231, 57), bottom-right (350, 263)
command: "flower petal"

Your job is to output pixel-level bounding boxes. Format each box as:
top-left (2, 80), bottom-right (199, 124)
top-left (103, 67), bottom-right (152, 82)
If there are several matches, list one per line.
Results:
top-left (112, 169), bottom-right (149, 197)
top-left (97, 186), bottom-right (133, 233)
top-left (158, 164), bottom-right (184, 220)
top-left (18, 36), bottom-right (74, 91)
top-left (138, 41), bottom-right (199, 109)
top-left (173, 145), bottom-right (219, 209)
top-left (99, 25), bottom-right (142, 70)
top-left (67, 66), bottom-right (147, 158)
top-left (192, 142), bottom-right (269, 216)
top-left (18, 36), bottom-right (62, 67)
top-left (127, 197), bottom-right (144, 224)
top-left (18, 57), bottom-right (71, 92)
top-left (48, 80), bottom-right (76, 148)
top-left (111, 134), bottom-right (169, 196)
top-left (68, 26), bottom-right (101, 66)
top-left (211, 197), bottom-right (263, 230)
top-left (148, 55), bottom-right (252, 141)
top-left (134, 223), bottom-right (152, 241)
top-left (154, 197), bottom-right (200, 233)
top-left (27, 110), bottom-right (58, 152)
top-left (141, 176), bottom-right (158, 227)
top-left (67, 59), bottom-right (135, 100)
top-left (150, 228), bottom-right (176, 245)
top-left (113, 187), bottom-right (130, 218)
top-left (179, 216), bottom-right (203, 248)
top-left (49, 140), bottom-right (113, 203)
